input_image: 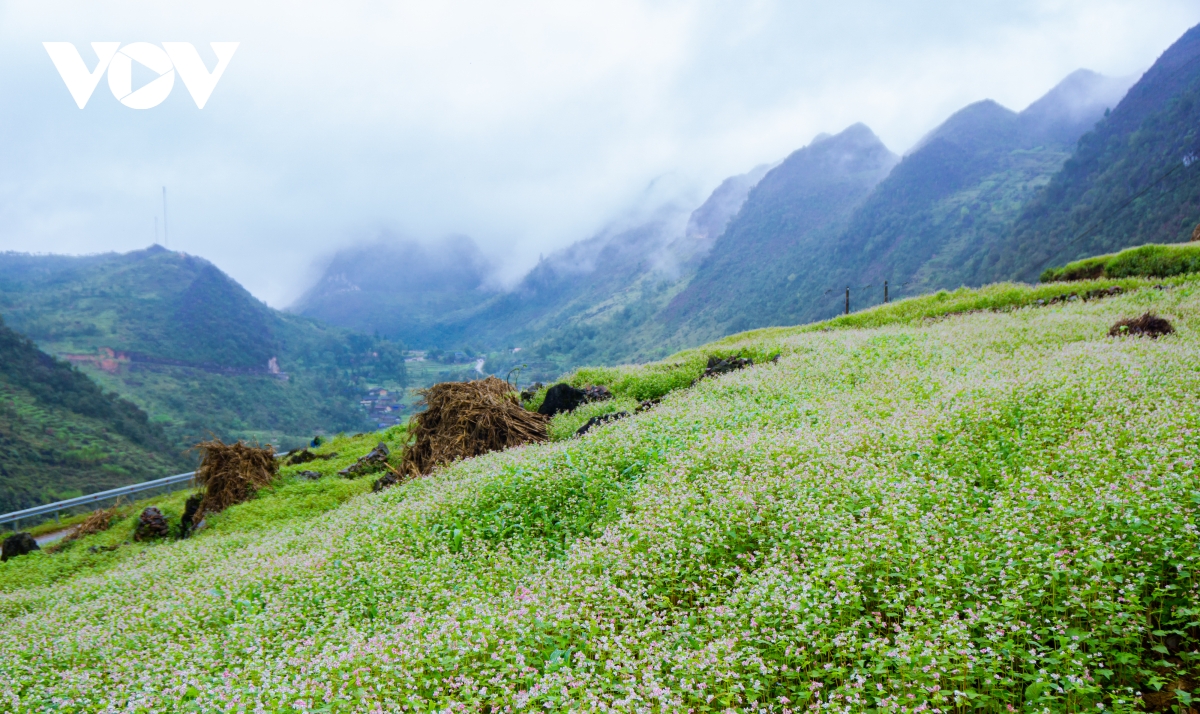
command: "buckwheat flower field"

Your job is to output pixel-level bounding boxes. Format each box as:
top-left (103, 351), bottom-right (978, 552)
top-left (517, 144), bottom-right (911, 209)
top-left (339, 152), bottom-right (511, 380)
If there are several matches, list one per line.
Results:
top-left (3, 281), bottom-right (1199, 713)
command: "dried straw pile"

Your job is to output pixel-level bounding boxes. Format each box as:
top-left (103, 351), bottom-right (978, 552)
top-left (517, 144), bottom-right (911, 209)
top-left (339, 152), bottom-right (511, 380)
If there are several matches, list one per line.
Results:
top-left (401, 376), bottom-right (548, 477)
top-left (191, 440), bottom-right (278, 522)
top-left (65, 504), bottom-right (121, 543)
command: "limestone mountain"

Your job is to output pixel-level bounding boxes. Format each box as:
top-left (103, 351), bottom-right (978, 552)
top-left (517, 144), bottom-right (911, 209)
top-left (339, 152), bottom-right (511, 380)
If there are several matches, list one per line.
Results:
top-left (662, 123), bottom-right (899, 340)
top-left (985, 22), bottom-right (1200, 281)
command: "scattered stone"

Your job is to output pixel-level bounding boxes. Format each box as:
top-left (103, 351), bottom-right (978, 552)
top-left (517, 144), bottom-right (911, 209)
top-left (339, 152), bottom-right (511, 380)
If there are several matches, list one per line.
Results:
top-left (134, 507), bottom-right (170, 541)
top-left (372, 471), bottom-right (400, 492)
top-left (180, 494), bottom-right (204, 538)
top-left (339, 442), bottom-right (390, 478)
top-left (581, 385), bottom-right (612, 402)
top-left (297, 470), bottom-right (324, 480)
top-left (87, 543), bottom-right (120, 554)
top-left (1035, 285), bottom-right (1124, 307)
top-left (693, 355), bottom-right (754, 385)
top-left (706, 355), bottom-right (754, 376)
top-left (1109, 312), bottom-right (1174, 339)
top-left (1, 532), bottom-right (39, 561)
top-left (575, 411), bottom-right (631, 436)
top-left (284, 448), bottom-right (337, 466)
top-left (537, 383), bottom-right (588, 416)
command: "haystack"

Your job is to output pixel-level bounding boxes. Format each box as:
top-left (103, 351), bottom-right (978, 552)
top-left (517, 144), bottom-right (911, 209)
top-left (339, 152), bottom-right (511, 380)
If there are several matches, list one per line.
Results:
top-left (401, 376), bottom-right (548, 477)
top-left (65, 504), bottom-right (121, 543)
top-left (191, 440), bottom-right (278, 523)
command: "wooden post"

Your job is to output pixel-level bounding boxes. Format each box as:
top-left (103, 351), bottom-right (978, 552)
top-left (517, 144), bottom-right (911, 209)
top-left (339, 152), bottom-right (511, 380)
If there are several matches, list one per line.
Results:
top-left (845, 287), bottom-right (850, 315)
top-left (884, 280), bottom-right (889, 303)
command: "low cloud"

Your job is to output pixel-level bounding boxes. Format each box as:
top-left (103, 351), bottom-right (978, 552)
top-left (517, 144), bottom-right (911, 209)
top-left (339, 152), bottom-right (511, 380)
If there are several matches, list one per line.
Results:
top-left (0, 1), bottom-right (1194, 305)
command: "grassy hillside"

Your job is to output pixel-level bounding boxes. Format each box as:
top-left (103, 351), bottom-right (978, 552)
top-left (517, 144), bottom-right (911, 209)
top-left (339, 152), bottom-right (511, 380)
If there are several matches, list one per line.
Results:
top-left (0, 316), bottom-right (184, 512)
top-left (2, 275), bottom-right (1199, 711)
top-left (990, 23), bottom-right (1200, 281)
top-left (1042, 242), bottom-right (1200, 282)
top-left (0, 247), bottom-right (406, 450)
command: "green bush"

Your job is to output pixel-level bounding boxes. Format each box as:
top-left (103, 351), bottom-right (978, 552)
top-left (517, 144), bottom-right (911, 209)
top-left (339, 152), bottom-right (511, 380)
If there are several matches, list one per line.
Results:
top-left (1042, 242), bottom-right (1200, 282)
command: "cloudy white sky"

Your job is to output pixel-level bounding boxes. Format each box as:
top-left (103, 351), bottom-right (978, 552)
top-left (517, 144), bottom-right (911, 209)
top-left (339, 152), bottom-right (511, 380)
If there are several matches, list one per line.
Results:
top-left (0, 1), bottom-right (1196, 306)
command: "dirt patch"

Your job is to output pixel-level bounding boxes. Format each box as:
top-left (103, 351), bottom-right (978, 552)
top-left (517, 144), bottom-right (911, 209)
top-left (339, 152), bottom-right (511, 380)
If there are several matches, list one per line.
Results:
top-left (297, 470), bottom-right (323, 480)
top-left (339, 442), bottom-right (390, 478)
top-left (133, 507), bottom-right (170, 541)
top-left (576, 411), bottom-right (630, 436)
top-left (284, 448), bottom-right (338, 466)
top-left (401, 376), bottom-right (548, 477)
top-left (191, 440), bottom-right (279, 523)
top-left (1109, 312), bottom-right (1175, 339)
top-left (1, 532), bottom-right (39, 561)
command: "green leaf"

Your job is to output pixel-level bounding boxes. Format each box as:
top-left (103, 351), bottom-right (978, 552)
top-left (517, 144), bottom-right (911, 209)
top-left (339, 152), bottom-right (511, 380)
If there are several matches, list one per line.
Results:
top-left (1025, 682), bottom-right (1049, 702)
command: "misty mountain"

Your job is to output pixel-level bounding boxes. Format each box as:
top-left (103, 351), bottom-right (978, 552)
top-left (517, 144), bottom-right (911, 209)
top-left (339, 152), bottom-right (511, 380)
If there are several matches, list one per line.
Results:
top-left (0, 315), bottom-right (184, 512)
top-left (985, 22), bottom-right (1200, 281)
top-left (294, 162), bottom-right (772, 366)
top-left (292, 235), bottom-right (497, 348)
top-left (291, 59), bottom-right (1149, 376)
top-left (525, 65), bottom-right (1134, 358)
top-left (662, 123), bottom-right (899, 340)
top-left (0, 246), bottom-right (406, 448)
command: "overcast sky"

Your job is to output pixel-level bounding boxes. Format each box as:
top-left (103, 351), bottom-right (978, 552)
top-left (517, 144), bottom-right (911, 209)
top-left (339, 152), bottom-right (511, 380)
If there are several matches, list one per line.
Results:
top-left (0, 1), bottom-right (1196, 306)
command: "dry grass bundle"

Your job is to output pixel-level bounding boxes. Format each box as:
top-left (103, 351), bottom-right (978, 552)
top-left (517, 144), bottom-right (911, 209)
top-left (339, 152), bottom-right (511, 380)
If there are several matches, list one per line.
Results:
top-left (65, 504), bottom-right (122, 543)
top-left (191, 440), bottom-right (278, 522)
top-left (401, 376), bottom-right (548, 477)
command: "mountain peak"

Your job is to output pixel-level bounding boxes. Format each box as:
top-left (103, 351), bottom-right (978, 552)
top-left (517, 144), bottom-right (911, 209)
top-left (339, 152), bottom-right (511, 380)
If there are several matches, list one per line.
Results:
top-left (908, 99), bottom-right (1019, 156)
top-left (1019, 69), bottom-right (1137, 145)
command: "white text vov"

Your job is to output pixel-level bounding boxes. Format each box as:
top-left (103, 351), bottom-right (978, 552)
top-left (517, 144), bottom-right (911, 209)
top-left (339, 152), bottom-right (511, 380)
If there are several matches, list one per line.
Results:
top-left (43, 42), bottom-right (239, 109)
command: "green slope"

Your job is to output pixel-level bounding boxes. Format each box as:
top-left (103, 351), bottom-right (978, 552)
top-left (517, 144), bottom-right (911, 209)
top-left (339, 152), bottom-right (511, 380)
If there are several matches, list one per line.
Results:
top-left (0, 316), bottom-right (184, 512)
top-left (3, 275), bottom-right (1199, 711)
top-left (0, 246), bottom-right (406, 450)
top-left (989, 22), bottom-right (1200, 281)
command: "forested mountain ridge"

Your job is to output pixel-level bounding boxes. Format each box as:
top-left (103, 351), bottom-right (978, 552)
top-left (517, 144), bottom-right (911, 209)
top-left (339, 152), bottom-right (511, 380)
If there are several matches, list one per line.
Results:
top-left (0, 246), bottom-right (407, 449)
top-left (0, 315), bottom-right (184, 512)
top-left (786, 68), bottom-right (1134, 318)
top-left (984, 23), bottom-right (1200, 281)
top-left (661, 123), bottom-right (898, 340)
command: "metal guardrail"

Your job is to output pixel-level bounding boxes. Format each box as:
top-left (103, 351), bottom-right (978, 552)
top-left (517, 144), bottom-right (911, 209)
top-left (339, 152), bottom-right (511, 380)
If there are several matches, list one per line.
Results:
top-left (0, 452), bottom-right (286, 529)
top-left (0, 470), bottom-right (197, 528)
